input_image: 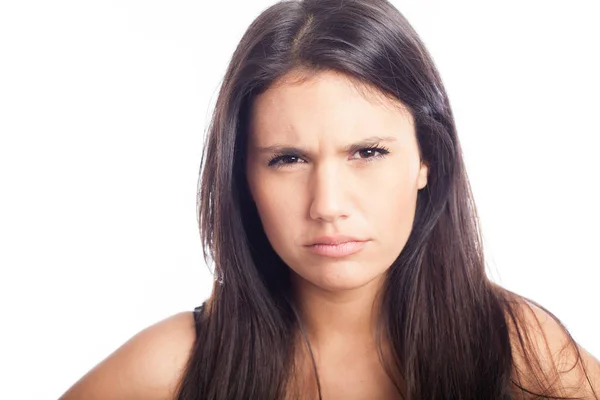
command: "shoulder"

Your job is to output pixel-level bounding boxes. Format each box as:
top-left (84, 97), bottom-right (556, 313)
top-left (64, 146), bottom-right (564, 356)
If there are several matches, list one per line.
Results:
top-left (509, 299), bottom-right (600, 398)
top-left (60, 311), bottom-right (197, 400)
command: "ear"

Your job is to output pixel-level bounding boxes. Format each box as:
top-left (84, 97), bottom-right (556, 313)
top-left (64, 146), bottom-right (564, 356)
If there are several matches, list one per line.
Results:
top-left (417, 160), bottom-right (428, 190)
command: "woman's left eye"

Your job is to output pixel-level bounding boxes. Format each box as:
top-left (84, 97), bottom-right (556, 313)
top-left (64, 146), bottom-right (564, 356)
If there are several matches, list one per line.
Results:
top-left (351, 146), bottom-right (390, 160)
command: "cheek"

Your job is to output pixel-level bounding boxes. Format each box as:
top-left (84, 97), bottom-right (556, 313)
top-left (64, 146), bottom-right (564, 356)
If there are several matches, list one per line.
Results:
top-left (250, 175), bottom-right (300, 245)
top-left (256, 196), bottom-right (293, 231)
top-left (367, 170), bottom-right (419, 246)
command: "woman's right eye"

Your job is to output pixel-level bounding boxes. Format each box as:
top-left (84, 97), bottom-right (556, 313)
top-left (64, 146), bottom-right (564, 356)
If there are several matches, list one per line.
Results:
top-left (268, 155), bottom-right (306, 168)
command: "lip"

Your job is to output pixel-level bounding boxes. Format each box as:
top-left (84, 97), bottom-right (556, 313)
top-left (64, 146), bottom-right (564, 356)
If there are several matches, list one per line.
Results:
top-left (304, 235), bottom-right (370, 258)
top-left (307, 235), bottom-right (367, 245)
top-left (305, 241), bottom-right (369, 257)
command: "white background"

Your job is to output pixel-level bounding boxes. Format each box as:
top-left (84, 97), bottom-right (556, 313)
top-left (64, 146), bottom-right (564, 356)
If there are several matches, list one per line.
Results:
top-left (0, 0), bottom-right (598, 398)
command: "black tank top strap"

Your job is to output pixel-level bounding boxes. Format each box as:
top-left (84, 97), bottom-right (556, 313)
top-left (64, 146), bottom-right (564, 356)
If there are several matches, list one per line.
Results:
top-left (192, 302), bottom-right (206, 336)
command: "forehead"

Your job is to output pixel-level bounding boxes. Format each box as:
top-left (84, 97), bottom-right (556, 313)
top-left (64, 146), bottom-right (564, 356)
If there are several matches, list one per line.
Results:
top-left (249, 69), bottom-right (414, 143)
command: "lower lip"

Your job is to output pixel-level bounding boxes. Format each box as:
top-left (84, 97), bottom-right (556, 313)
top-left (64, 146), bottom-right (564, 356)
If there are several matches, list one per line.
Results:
top-left (305, 241), bottom-right (368, 257)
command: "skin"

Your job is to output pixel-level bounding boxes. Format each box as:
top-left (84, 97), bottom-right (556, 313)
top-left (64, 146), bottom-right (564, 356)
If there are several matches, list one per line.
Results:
top-left (58, 69), bottom-right (600, 399)
top-left (246, 69), bottom-right (428, 295)
top-left (245, 69), bottom-right (428, 398)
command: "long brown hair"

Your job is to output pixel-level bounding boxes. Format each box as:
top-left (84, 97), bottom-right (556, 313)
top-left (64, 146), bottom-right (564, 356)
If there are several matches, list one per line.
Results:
top-left (176, 0), bottom-right (598, 398)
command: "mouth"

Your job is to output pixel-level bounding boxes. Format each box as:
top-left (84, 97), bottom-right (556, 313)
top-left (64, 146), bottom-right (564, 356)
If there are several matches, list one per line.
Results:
top-left (305, 240), bottom-right (369, 258)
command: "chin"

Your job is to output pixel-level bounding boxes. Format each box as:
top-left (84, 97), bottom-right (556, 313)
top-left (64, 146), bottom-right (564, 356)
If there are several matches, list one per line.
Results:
top-left (317, 280), bottom-right (374, 292)
top-left (294, 263), bottom-right (385, 293)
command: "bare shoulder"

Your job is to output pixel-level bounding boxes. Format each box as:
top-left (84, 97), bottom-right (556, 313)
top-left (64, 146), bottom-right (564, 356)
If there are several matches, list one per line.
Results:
top-left (509, 298), bottom-right (600, 398)
top-left (59, 311), bottom-right (197, 400)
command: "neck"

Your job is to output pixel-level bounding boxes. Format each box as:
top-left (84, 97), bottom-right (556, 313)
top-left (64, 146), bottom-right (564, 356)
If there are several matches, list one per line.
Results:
top-left (291, 271), bottom-right (385, 349)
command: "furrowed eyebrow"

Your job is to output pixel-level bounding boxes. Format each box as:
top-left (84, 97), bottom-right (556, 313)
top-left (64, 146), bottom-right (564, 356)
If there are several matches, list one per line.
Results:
top-left (254, 136), bottom-right (397, 157)
top-left (342, 136), bottom-right (397, 154)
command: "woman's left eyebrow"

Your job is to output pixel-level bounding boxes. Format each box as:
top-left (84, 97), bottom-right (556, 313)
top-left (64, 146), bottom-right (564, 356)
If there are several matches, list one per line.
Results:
top-left (254, 136), bottom-right (397, 157)
top-left (342, 136), bottom-right (397, 153)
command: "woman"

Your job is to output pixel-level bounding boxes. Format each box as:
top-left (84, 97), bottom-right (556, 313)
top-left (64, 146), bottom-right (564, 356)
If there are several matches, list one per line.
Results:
top-left (60, 0), bottom-right (600, 399)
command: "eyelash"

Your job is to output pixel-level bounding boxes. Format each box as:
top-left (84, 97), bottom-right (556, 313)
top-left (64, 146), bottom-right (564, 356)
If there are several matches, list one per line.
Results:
top-left (267, 144), bottom-right (390, 168)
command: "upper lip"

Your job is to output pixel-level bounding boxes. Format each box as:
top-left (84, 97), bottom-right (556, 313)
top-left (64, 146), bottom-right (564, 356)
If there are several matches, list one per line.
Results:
top-left (307, 235), bottom-right (368, 246)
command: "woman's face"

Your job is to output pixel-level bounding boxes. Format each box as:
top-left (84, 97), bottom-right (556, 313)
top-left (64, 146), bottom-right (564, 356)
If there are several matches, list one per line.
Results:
top-left (246, 70), bottom-right (428, 293)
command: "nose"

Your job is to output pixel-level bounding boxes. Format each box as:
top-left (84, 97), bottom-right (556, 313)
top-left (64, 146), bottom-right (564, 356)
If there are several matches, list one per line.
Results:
top-left (308, 162), bottom-right (350, 223)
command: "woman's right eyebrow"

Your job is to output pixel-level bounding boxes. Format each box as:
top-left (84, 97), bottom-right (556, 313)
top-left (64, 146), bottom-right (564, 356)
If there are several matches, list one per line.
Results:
top-left (254, 144), bottom-right (307, 156)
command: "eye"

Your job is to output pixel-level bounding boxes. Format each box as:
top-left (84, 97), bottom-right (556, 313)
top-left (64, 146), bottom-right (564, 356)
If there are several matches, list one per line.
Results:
top-left (267, 154), bottom-right (307, 168)
top-left (266, 144), bottom-right (390, 169)
top-left (351, 145), bottom-right (390, 161)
